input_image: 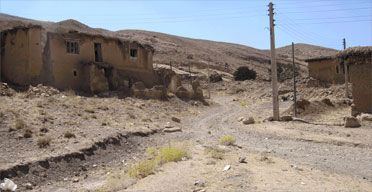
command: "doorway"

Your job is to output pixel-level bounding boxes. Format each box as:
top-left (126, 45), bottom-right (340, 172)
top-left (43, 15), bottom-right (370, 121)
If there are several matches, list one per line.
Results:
top-left (94, 43), bottom-right (103, 62)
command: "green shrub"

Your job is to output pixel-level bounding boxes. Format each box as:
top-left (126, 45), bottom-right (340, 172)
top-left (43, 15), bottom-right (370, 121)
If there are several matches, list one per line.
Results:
top-left (206, 147), bottom-right (225, 160)
top-left (157, 146), bottom-right (188, 163)
top-left (233, 66), bottom-right (257, 81)
top-left (219, 135), bottom-right (236, 146)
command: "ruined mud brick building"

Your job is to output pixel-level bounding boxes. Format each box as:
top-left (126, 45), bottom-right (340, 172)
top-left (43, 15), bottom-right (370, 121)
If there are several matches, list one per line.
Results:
top-left (305, 56), bottom-right (345, 84)
top-left (0, 25), bottom-right (155, 93)
top-left (338, 47), bottom-right (372, 115)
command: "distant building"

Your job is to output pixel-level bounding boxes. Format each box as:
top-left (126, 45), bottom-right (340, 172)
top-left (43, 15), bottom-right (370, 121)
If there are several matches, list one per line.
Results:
top-left (0, 25), bottom-right (155, 93)
top-left (305, 56), bottom-right (345, 84)
top-left (338, 46), bottom-right (372, 115)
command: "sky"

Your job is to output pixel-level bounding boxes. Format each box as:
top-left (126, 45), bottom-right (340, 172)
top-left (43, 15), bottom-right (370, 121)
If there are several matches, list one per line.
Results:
top-left (0, 0), bottom-right (371, 50)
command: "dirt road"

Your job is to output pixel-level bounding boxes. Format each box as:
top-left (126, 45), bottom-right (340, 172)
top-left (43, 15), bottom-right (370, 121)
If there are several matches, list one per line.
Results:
top-left (9, 92), bottom-right (372, 192)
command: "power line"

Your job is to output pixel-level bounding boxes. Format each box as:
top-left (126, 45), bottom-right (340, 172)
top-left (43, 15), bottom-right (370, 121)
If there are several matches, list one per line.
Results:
top-left (281, 15), bottom-right (371, 21)
top-left (279, 7), bottom-right (372, 14)
top-left (278, 19), bottom-right (372, 25)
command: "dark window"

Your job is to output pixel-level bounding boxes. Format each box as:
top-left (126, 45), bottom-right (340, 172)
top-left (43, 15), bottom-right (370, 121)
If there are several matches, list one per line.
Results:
top-left (94, 43), bottom-right (103, 62)
top-left (336, 66), bottom-right (339, 74)
top-left (130, 49), bottom-right (138, 58)
top-left (73, 70), bottom-right (77, 77)
top-left (66, 41), bottom-right (79, 54)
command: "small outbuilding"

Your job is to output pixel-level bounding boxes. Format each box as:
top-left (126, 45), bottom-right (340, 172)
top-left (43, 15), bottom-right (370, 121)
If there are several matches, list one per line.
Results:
top-left (305, 56), bottom-right (345, 84)
top-left (338, 46), bottom-right (372, 115)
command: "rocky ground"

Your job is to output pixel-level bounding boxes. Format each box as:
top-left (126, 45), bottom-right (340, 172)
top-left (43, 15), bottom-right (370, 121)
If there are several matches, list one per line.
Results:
top-left (1, 79), bottom-right (371, 192)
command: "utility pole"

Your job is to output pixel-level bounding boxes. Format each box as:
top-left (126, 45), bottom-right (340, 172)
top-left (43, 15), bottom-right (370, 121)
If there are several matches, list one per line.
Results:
top-left (343, 38), bottom-right (349, 98)
top-left (292, 42), bottom-right (297, 117)
top-left (269, 2), bottom-right (279, 121)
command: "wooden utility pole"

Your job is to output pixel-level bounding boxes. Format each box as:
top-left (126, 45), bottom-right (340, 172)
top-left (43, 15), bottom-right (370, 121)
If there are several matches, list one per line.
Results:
top-left (269, 2), bottom-right (279, 121)
top-left (292, 42), bottom-right (297, 117)
top-left (343, 38), bottom-right (349, 98)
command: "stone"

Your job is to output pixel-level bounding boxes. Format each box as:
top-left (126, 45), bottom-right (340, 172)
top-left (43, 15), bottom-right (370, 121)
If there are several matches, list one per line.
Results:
top-left (344, 116), bottom-right (361, 128)
top-left (171, 117), bottom-right (181, 123)
top-left (223, 164), bottom-right (231, 171)
top-left (163, 127), bottom-right (182, 133)
top-left (280, 115), bottom-right (293, 121)
top-left (24, 183), bottom-right (33, 190)
top-left (238, 117), bottom-right (244, 122)
top-left (321, 98), bottom-right (334, 107)
top-left (72, 177), bottom-right (79, 183)
top-left (360, 113), bottom-right (372, 121)
top-left (238, 157), bottom-right (247, 163)
top-left (194, 180), bottom-right (206, 187)
top-left (242, 117), bottom-right (255, 125)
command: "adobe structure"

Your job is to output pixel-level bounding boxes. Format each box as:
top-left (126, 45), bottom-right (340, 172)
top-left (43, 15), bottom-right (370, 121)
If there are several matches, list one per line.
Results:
top-left (338, 46), bottom-right (372, 115)
top-left (305, 56), bottom-right (345, 84)
top-left (0, 24), bottom-right (155, 93)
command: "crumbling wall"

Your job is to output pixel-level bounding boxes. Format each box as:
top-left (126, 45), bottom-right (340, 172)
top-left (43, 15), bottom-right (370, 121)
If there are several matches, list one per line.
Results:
top-left (308, 58), bottom-right (344, 84)
top-left (350, 62), bottom-right (372, 114)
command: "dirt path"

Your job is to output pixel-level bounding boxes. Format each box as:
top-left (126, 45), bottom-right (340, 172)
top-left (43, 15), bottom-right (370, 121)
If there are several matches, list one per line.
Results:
top-left (124, 94), bottom-right (372, 192)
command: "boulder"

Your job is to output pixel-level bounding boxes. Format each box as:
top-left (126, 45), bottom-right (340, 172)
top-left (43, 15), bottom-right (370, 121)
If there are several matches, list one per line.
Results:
top-left (193, 87), bottom-right (204, 101)
top-left (242, 117), bottom-right (255, 125)
top-left (171, 117), bottom-right (181, 123)
top-left (344, 116), bottom-right (361, 128)
top-left (168, 75), bottom-right (182, 93)
top-left (209, 72), bottom-right (223, 83)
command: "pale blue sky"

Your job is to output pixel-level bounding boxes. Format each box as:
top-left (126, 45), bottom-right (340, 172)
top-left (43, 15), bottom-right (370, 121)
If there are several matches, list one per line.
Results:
top-left (0, 0), bottom-right (371, 50)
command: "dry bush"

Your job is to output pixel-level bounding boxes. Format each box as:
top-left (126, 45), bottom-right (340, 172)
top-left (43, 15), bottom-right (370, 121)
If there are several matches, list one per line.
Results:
top-left (37, 136), bottom-right (52, 148)
top-left (128, 145), bottom-right (189, 178)
top-left (205, 146), bottom-right (225, 160)
top-left (219, 135), bottom-right (236, 146)
top-left (15, 118), bottom-right (26, 130)
top-left (23, 128), bottom-right (33, 138)
top-left (127, 159), bottom-right (157, 178)
top-left (64, 131), bottom-right (76, 139)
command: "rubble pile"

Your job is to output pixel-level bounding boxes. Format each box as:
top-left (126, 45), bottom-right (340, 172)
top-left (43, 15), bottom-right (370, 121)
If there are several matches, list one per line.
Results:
top-left (25, 84), bottom-right (60, 98)
top-left (0, 82), bottom-right (16, 96)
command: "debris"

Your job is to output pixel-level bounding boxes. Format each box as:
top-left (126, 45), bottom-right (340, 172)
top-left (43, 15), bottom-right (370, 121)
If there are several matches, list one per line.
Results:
top-left (25, 84), bottom-right (59, 98)
top-left (242, 117), bottom-right (255, 125)
top-left (223, 164), bottom-right (231, 171)
top-left (0, 178), bottom-right (17, 192)
top-left (72, 177), bottom-right (79, 183)
top-left (163, 127), bottom-right (182, 133)
top-left (344, 116), bottom-right (361, 128)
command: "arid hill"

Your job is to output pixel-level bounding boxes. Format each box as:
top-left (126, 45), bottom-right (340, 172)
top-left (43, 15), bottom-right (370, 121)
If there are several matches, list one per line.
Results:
top-left (0, 13), bottom-right (338, 80)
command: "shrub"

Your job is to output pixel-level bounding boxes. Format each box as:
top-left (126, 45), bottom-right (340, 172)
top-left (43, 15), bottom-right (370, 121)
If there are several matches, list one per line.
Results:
top-left (206, 147), bottom-right (225, 160)
top-left (219, 135), bottom-right (236, 146)
top-left (23, 128), bottom-right (33, 138)
top-left (127, 159), bottom-right (157, 178)
top-left (233, 66), bottom-right (257, 81)
top-left (37, 136), bottom-right (52, 148)
top-left (128, 145), bottom-right (189, 178)
top-left (157, 146), bottom-right (188, 163)
top-left (15, 118), bottom-right (26, 130)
